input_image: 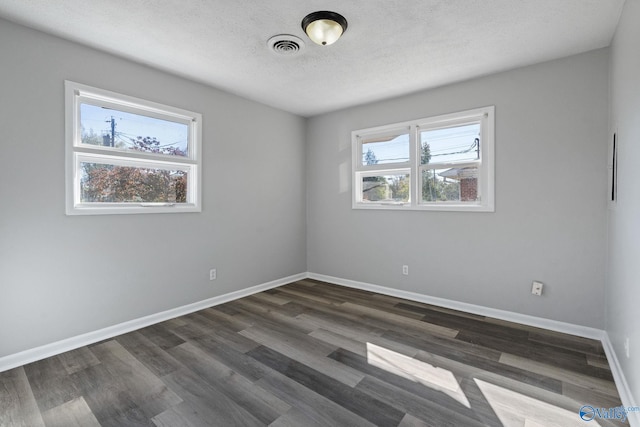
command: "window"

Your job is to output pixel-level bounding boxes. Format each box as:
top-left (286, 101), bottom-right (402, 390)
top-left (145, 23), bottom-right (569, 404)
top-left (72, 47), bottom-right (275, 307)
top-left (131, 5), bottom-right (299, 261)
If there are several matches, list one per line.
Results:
top-left (352, 106), bottom-right (495, 211)
top-left (65, 81), bottom-right (202, 215)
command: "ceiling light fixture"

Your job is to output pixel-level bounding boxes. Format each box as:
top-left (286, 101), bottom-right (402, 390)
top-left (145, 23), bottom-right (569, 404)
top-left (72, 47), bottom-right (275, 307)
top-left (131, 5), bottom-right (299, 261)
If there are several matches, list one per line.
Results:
top-left (301, 11), bottom-right (348, 46)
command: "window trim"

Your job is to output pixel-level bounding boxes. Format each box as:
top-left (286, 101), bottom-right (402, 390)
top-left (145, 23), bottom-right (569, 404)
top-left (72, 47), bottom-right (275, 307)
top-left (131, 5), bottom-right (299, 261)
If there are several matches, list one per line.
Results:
top-left (65, 81), bottom-right (202, 215)
top-left (352, 106), bottom-right (495, 212)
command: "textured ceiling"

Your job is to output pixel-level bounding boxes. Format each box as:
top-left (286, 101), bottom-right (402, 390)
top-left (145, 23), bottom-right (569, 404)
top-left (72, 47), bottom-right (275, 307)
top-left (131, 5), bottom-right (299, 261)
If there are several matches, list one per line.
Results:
top-left (0, 0), bottom-right (625, 117)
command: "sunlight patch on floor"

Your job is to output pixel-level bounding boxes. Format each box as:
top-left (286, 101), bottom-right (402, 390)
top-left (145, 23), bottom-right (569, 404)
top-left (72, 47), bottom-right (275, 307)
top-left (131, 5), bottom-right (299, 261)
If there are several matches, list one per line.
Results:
top-left (366, 342), bottom-right (470, 408)
top-left (474, 378), bottom-right (600, 427)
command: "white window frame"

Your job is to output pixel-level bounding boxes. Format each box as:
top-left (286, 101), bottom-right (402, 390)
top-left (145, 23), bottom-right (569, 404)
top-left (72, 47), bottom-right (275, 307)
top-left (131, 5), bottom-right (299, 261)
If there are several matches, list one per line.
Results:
top-left (352, 106), bottom-right (495, 212)
top-left (65, 81), bottom-right (202, 215)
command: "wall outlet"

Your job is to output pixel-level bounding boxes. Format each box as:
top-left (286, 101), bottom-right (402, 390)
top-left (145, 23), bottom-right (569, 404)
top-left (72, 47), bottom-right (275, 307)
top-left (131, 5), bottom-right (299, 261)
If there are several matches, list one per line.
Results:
top-left (624, 337), bottom-right (630, 358)
top-left (402, 265), bottom-right (409, 275)
top-left (209, 269), bottom-right (217, 281)
top-left (531, 281), bottom-right (543, 296)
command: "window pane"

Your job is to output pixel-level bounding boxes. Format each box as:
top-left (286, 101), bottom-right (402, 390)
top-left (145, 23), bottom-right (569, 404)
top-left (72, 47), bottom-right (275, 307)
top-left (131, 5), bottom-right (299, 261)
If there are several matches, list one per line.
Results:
top-left (421, 167), bottom-right (478, 202)
top-left (80, 162), bottom-right (188, 203)
top-left (420, 123), bottom-right (480, 164)
top-left (361, 132), bottom-right (410, 165)
top-left (80, 103), bottom-right (189, 157)
top-left (361, 174), bottom-right (410, 202)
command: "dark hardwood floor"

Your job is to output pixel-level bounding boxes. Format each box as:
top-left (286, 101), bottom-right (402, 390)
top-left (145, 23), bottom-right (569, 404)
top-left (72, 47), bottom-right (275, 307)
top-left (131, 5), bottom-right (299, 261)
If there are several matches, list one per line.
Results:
top-left (0, 279), bottom-right (625, 426)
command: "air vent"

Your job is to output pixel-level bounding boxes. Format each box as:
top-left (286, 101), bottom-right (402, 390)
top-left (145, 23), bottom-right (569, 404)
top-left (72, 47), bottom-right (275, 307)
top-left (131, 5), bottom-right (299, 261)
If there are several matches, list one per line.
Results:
top-left (268, 35), bottom-right (305, 56)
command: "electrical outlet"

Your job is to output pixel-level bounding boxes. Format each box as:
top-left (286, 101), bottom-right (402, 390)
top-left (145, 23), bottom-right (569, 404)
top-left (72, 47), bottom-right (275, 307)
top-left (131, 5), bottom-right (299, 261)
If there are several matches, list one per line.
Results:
top-left (624, 337), bottom-right (630, 358)
top-left (209, 269), bottom-right (217, 281)
top-left (402, 265), bottom-right (409, 275)
top-left (531, 281), bottom-right (543, 296)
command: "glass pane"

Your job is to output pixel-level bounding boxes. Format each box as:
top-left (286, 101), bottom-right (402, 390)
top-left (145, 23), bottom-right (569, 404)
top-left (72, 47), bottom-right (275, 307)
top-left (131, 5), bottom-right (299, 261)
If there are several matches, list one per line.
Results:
top-left (80, 162), bottom-right (188, 203)
top-left (420, 123), bottom-right (480, 164)
top-left (361, 174), bottom-right (410, 202)
top-left (421, 167), bottom-right (478, 202)
top-left (361, 132), bottom-right (410, 165)
top-left (80, 103), bottom-right (189, 157)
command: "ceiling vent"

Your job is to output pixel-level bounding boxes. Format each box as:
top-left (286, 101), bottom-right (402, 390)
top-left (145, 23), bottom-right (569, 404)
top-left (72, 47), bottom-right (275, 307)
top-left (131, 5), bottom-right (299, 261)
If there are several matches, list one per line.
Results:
top-left (268, 35), bottom-right (305, 56)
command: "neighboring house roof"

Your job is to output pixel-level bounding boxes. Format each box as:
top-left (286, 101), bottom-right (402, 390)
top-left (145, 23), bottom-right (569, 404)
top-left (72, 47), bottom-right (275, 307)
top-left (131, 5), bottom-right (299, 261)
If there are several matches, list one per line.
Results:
top-left (439, 167), bottom-right (478, 180)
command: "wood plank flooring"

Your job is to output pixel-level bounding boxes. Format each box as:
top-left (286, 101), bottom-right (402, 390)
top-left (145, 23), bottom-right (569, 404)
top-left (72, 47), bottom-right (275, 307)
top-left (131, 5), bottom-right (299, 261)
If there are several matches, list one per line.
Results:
top-left (0, 279), bottom-right (625, 426)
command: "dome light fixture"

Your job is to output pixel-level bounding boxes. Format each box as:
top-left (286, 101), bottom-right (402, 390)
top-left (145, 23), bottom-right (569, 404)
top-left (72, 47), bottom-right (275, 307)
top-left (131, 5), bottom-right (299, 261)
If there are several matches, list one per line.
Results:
top-left (301, 11), bottom-right (348, 46)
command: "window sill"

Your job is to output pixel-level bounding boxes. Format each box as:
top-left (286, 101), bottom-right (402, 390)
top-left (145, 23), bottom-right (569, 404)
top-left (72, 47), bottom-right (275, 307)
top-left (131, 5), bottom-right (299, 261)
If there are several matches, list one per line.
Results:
top-left (66, 203), bottom-right (201, 215)
top-left (353, 202), bottom-right (494, 212)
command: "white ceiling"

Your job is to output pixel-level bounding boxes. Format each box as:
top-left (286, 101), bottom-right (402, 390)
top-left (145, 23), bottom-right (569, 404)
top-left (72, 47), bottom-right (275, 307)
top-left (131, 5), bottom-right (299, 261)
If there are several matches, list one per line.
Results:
top-left (0, 0), bottom-right (625, 117)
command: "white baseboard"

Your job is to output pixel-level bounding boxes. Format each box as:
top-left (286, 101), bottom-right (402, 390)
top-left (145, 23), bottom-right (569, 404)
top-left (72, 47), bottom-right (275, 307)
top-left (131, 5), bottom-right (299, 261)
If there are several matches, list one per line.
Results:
top-left (2, 270), bottom-right (635, 427)
top-left (307, 272), bottom-right (604, 340)
top-left (602, 333), bottom-right (640, 426)
top-left (308, 272), bottom-right (639, 425)
top-left (0, 272), bottom-right (306, 373)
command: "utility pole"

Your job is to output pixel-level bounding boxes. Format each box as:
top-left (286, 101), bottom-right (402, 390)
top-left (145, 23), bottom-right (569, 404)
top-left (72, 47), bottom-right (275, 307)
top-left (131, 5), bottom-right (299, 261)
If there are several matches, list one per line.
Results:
top-left (106, 116), bottom-right (116, 147)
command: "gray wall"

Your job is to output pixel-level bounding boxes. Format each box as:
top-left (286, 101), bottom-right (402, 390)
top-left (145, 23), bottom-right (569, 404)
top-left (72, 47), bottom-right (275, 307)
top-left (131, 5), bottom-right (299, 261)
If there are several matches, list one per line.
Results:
top-left (0, 19), bottom-right (307, 358)
top-left (307, 49), bottom-right (609, 328)
top-left (0, 15), bottom-right (620, 365)
top-left (608, 0), bottom-right (640, 406)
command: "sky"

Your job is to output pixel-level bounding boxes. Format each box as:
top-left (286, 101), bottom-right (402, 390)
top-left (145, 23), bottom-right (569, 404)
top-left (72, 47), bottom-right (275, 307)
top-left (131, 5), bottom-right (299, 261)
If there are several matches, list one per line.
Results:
top-left (362, 123), bottom-right (481, 166)
top-left (81, 101), bottom-right (478, 168)
top-left (80, 103), bottom-right (189, 155)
